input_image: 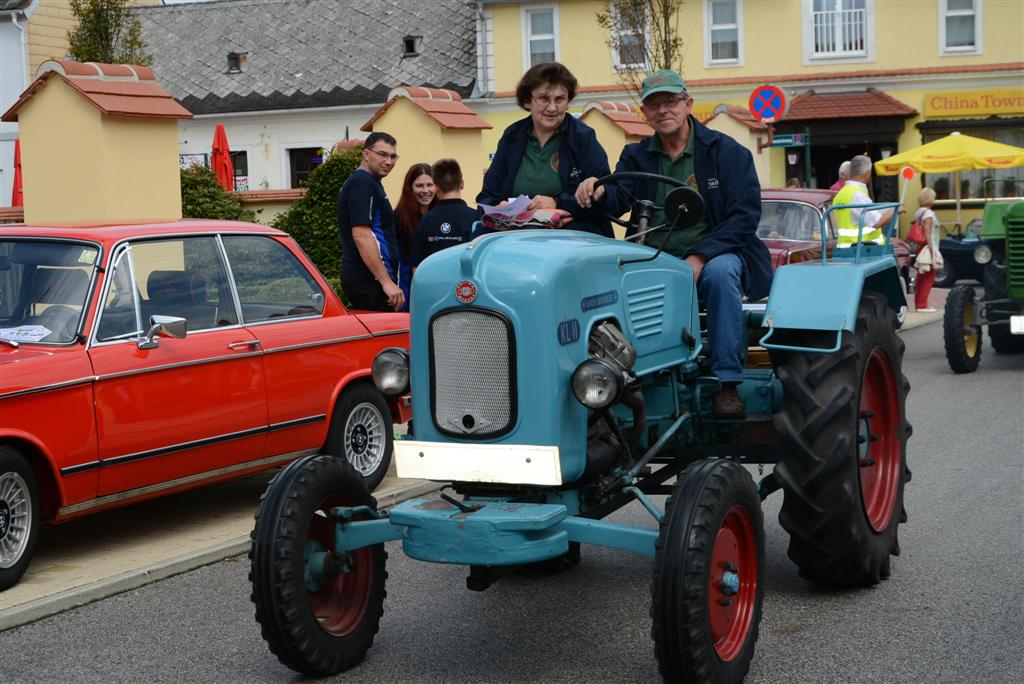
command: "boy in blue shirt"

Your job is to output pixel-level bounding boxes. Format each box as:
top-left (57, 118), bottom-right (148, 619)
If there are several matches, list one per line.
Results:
top-left (411, 159), bottom-right (479, 270)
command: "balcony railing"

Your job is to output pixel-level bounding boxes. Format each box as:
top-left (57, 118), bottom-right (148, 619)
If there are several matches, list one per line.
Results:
top-left (812, 7), bottom-right (866, 57)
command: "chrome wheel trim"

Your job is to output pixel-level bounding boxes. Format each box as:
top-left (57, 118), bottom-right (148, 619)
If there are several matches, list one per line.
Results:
top-left (343, 402), bottom-right (387, 477)
top-left (0, 471), bottom-right (32, 569)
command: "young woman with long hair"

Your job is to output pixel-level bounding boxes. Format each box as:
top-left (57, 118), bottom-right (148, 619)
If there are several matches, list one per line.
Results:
top-left (393, 163), bottom-right (436, 311)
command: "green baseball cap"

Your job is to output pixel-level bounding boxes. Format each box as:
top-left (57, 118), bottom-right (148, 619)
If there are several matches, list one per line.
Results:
top-left (640, 70), bottom-right (687, 102)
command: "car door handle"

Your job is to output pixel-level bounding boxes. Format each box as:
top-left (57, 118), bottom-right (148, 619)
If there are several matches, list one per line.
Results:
top-left (227, 340), bottom-right (261, 350)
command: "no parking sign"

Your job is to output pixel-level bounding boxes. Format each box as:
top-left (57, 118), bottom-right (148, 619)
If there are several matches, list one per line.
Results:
top-left (748, 85), bottom-right (789, 124)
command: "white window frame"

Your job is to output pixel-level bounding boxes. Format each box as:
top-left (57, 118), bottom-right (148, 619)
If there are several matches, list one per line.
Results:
top-left (609, 3), bottom-right (650, 71)
top-left (939, 0), bottom-right (982, 56)
top-left (520, 4), bottom-right (560, 71)
top-left (703, 0), bottom-right (744, 67)
top-left (281, 143), bottom-right (327, 190)
top-left (801, 0), bottom-right (876, 65)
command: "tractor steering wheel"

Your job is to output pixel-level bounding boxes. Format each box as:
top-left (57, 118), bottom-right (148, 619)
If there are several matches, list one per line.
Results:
top-left (592, 172), bottom-right (704, 239)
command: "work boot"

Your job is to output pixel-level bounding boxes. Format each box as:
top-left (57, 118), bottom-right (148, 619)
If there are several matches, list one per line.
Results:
top-left (714, 384), bottom-right (746, 420)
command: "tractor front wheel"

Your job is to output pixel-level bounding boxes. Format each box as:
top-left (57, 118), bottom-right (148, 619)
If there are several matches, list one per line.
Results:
top-left (771, 292), bottom-right (910, 587)
top-left (651, 458), bottom-right (764, 682)
top-left (944, 285), bottom-right (983, 373)
top-left (249, 455), bottom-right (387, 677)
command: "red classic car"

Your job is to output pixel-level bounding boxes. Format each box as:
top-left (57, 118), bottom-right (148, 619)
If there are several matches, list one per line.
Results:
top-left (758, 188), bottom-right (915, 295)
top-left (0, 220), bottom-right (408, 589)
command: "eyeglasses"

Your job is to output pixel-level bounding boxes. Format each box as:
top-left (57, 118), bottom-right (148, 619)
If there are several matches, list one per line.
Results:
top-left (532, 95), bottom-right (569, 108)
top-left (642, 95), bottom-right (688, 113)
top-left (367, 148), bottom-right (400, 162)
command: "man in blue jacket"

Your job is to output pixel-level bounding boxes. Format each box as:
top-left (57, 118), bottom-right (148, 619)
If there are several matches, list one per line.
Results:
top-left (576, 70), bottom-right (770, 419)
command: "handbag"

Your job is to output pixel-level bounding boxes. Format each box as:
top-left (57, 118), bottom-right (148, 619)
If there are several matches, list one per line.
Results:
top-left (906, 217), bottom-right (926, 246)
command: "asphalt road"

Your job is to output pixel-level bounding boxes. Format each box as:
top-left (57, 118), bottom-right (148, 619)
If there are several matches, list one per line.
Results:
top-left (2, 321), bottom-right (1022, 684)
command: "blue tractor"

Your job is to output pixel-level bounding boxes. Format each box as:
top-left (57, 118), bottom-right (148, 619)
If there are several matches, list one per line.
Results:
top-left (249, 174), bottom-right (911, 682)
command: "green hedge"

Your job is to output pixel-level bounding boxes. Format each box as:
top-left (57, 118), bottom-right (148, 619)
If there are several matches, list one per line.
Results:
top-left (272, 145), bottom-right (363, 285)
top-left (180, 166), bottom-right (256, 222)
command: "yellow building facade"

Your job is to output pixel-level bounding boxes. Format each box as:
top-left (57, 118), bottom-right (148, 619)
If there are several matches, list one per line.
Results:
top-left (473, 0), bottom-right (1024, 229)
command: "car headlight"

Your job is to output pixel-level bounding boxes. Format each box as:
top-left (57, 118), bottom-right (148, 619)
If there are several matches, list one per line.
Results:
top-left (571, 358), bottom-right (624, 409)
top-left (973, 244), bottom-right (992, 265)
top-left (371, 348), bottom-right (410, 396)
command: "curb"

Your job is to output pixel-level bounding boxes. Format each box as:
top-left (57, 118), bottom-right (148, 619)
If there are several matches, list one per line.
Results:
top-left (0, 480), bottom-right (441, 632)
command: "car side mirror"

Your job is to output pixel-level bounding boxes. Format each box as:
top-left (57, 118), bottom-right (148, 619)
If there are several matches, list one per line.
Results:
top-left (663, 187), bottom-right (705, 230)
top-left (138, 315), bottom-right (187, 350)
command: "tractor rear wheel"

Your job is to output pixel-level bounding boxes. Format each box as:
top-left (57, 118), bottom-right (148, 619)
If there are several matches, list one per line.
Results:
top-left (944, 285), bottom-right (983, 373)
top-left (250, 455), bottom-right (386, 677)
top-left (651, 458), bottom-right (764, 682)
top-left (989, 324), bottom-right (1024, 354)
top-left (770, 293), bottom-right (910, 587)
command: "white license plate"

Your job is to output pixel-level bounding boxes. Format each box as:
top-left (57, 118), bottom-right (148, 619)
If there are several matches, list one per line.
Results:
top-left (395, 440), bottom-right (562, 485)
top-left (1010, 315), bottom-right (1024, 335)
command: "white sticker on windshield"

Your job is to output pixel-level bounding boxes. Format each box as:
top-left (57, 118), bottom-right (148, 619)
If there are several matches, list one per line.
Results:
top-left (0, 325), bottom-right (52, 342)
top-left (78, 250), bottom-right (96, 264)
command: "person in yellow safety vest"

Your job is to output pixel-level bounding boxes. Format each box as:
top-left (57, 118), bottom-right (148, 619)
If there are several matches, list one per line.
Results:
top-left (834, 155), bottom-right (900, 247)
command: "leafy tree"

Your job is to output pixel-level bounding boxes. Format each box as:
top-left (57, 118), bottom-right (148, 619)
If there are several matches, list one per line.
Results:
top-left (596, 0), bottom-right (685, 98)
top-left (272, 145), bottom-right (363, 288)
top-left (180, 165), bottom-right (255, 222)
top-left (68, 0), bottom-right (152, 66)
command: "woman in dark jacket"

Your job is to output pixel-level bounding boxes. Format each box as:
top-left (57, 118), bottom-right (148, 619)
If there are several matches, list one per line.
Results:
top-left (477, 62), bottom-right (613, 237)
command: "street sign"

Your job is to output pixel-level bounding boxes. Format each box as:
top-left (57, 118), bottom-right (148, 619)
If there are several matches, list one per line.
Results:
top-left (900, 166), bottom-right (916, 180)
top-left (770, 133), bottom-right (808, 147)
top-left (748, 84), bottom-right (788, 123)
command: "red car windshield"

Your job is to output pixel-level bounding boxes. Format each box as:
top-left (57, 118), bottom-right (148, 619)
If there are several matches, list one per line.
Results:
top-left (757, 201), bottom-right (833, 242)
top-left (0, 239), bottom-right (98, 345)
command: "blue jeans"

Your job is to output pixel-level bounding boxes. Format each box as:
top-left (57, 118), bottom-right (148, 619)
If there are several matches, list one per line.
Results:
top-left (697, 252), bottom-right (745, 384)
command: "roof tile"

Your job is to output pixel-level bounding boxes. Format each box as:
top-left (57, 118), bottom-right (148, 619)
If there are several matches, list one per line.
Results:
top-left (785, 88), bottom-right (918, 121)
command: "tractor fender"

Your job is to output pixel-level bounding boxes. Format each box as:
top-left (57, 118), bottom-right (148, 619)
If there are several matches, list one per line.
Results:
top-left (762, 257), bottom-right (903, 336)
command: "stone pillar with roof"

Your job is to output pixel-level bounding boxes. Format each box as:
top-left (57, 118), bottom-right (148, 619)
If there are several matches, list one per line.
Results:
top-left (1, 60), bottom-right (193, 226)
top-left (361, 87), bottom-right (492, 203)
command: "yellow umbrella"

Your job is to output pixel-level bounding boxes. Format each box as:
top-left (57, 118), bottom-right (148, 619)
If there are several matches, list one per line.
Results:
top-left (874, 131), bottom-right (1024, 227)
top-left (875, 131), bottom-right (1024, 175)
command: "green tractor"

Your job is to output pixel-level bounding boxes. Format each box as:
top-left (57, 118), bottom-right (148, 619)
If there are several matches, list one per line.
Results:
top-left (944, 197), bottom-right (1024, 373)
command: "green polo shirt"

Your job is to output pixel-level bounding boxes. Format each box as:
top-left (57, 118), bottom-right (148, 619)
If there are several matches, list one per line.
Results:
top-left (512, 130), bottom-right (563, 199)
top-left (646, 133), bottom-right (710, 258)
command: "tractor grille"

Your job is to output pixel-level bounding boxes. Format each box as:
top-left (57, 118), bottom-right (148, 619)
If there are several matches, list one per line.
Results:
top-left (627, 283), bottom-right (666, 339)
top-left (1007, 218), bottom-right (1024, 301)
top-left (430, 308), bottom-right (515, 438)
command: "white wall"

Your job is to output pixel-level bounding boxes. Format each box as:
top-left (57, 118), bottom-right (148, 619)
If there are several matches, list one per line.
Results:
top-left (177, 104), bottom-right (380, 190)
top-left (0, 16), bottom-right (29, 207)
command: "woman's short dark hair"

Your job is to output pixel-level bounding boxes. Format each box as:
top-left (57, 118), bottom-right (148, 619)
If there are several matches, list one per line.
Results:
top-left (515, 62), bottom-right (578, 110)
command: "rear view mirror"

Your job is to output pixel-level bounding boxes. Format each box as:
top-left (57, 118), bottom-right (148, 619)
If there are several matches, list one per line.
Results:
top-left (138, 315), bottom-right (187, 350)
top-left (664, 187), bottom-right (705, 230)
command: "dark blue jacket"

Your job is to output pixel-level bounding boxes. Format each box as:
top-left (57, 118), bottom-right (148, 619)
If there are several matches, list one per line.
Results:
top-left (477, 114), bottom-right (613, 237)
top-left (606, 117), bottom-right (772, 300)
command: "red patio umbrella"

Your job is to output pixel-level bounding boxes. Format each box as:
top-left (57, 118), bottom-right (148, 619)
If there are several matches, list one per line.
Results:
top-left (211, 123), bottom-right (234, 192)
top-left (11, 138), bottom-right (23, 207)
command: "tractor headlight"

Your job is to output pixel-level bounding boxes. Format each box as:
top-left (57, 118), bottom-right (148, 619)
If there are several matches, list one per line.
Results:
top-left (973, 244), bottom-right (992, 265)
top-left (571, 358), bottom-right (624, 409)
top-left (371, 348), bottom-right (410, 396)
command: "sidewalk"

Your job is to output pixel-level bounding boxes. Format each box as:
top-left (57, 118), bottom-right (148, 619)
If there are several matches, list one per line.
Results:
top-left (0, 295), bottom-right (947, 632)
top-left (0, 462), bottom-right (438, 631)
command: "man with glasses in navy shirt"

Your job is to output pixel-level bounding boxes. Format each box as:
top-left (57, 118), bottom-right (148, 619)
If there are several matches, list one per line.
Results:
top-left (338, 131), bottom-right (404, 311)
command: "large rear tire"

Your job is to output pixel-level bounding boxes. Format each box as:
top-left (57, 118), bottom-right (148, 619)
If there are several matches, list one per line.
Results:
top-left (770, 293), bottom-right (910, 587)
top-left (651, 459), bottom-right (764, 683)
top-left (989, 324), bottom-right (1024, 354)
top-left (944, 285), bottom-right (982, 373)
top-left (250, 454), bottom-right (386, 676)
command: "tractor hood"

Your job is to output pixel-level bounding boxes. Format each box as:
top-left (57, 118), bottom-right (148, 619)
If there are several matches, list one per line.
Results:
top-left (407, 230), bottom-right (700, 484)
